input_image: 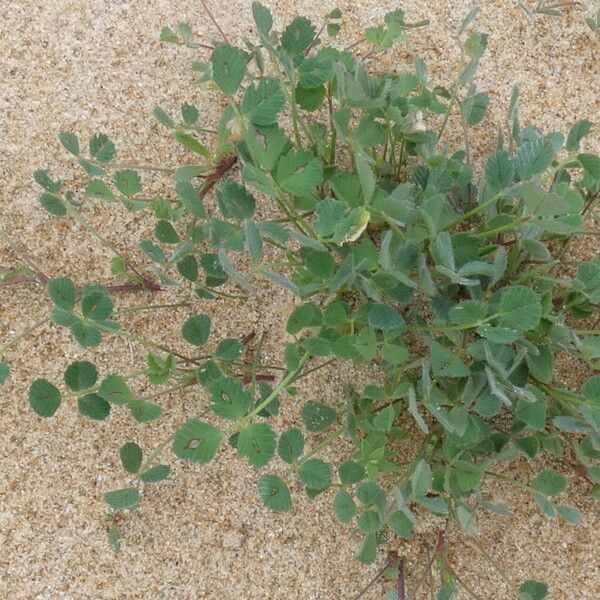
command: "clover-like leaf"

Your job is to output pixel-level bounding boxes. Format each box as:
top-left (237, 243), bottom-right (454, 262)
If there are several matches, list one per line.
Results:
top-left (216, 181), bottom-right (256, 219)
top-left (89, 133), bottom-right (116, 163)
top-left (532, 469), bottom-right (566, 497)
top-left (333, 490), bottom-right (356, 522)
top-left (78, 393), bottom-right (111, 420)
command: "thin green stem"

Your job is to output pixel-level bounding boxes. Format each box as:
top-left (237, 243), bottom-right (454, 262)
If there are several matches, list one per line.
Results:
top-left (93, 320), bottom-right (199, 364)
top-left (139, 434), bottom-right (174, 476)
top-left (234, 354), bottom-right (309, 430)
top-left (0, 317), bottom-right (50, 356)
top-left (294, 425), bottom-right (345, 468)
top-left (135, 379), bottom-right (195, 403)
top-left (119, 302), bottom-right (191, 314)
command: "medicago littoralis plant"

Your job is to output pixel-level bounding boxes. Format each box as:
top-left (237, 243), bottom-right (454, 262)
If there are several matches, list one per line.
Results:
top-left (3, 3), bottom-right (600, 598)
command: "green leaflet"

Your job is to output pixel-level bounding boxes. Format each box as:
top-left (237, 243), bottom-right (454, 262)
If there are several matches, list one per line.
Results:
top-left (242, 78), bottom-right (285, 126)
top-left (237, 423), bottom-right (276, 467)
top-left (173, 419), bottom-right (223, 463)
top-left (120, 441), bottom-right (143, 474)
top-left (430, 340), bottom-right (470, 378)
top-left (181, 314), bottom-right (211, 346)
top-left (495, 286), bottom-right (542, 331)
top-left (210, 44), bottom-right (249, 95)
top-left (275, 148), bottom-right (323, 197)
top-left (28, 379), bottom-right (61, 418)
top-left (105, 487), bottom-right (140, 510)
top-left (301, 401), bottom-right (336, 432)
top-left (258, 474), bottom-right (292, 512)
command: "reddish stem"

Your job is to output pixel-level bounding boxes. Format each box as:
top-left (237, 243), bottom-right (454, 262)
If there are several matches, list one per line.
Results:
top-left (397, 559), bottom-right (406, 600)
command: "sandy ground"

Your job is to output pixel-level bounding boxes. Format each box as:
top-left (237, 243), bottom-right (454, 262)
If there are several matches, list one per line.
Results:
top-left (1, 0), bottom-right (599, 598)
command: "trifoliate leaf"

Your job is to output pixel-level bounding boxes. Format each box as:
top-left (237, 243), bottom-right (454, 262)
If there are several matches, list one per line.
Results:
top-left (485, 151), bottom-right (515, 192)
top-left (388, 511), bottom-right (413, 538)
top-left (411, 459), bottom-right (432, 498)
top-left (34, 169), bottom-right (61, 193)
top-left (216, 181), bottom-right (256, 219)
top-left (286, 303), bottom-right (322, 335)
top-left (532, 469), bottom-right (566, 496)
top-left (70, 322), bottom-right (102, 347)
top-left (127, 400), bottom-right (161, 423)
top-left (566, 120), bottom-right (592, 151)
top-left (252, 2), bottom-right (273, 36)
top-left (515, 399), bottom-right (547, 431)
top-left (39, 193), bottom-right (67, 216)
top-left (338, 460), bottom-right (366, 485)
top-left (89, 133), bottom-right (116, 163)
top-left (461, 92), bottom-right (489, 125)
top-left (214, 338), bottom-right (244, 361)
top-left (172, 131), bottom-right (211, 159)
top-left (0, 362), bottom-right (9, 386)
top-left (78, 393), bottom-right (111, 420)
top-left (181, 102), bottom-right (199, 125)
top-left (526, 346), bottom-right (553, 384)
top-left (85, 179), bottom-right (114, 200)
top-left (557, 504), bottom-right (581, 525)
top-left (59, 131), bottom-right (80, 155)
top-left (367, 304), bottom-right (405, 330)
top-left (281, 16), bottom-right (315, 56)
top-left (580, 153), bottom-right (600, 180)
top-left (114, 170), bottom-right (141, 196)
top-left (81, 289), bottom-right (113, 321)
top-left (276, 148), bottom-right (323, 197)
top-left (176, 180), bottom-right (205, 218)
top-left (207, 377), bottom-right (252, 420)
top-left (518, 580), bottom-right (549, 600)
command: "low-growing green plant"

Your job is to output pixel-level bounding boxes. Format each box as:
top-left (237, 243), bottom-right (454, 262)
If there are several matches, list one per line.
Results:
top-left (3, 3), bottom-right (600, 598)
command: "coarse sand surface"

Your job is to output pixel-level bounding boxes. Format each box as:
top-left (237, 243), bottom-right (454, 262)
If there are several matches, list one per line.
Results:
top-left (1, 1), bottom-right (599, 598)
